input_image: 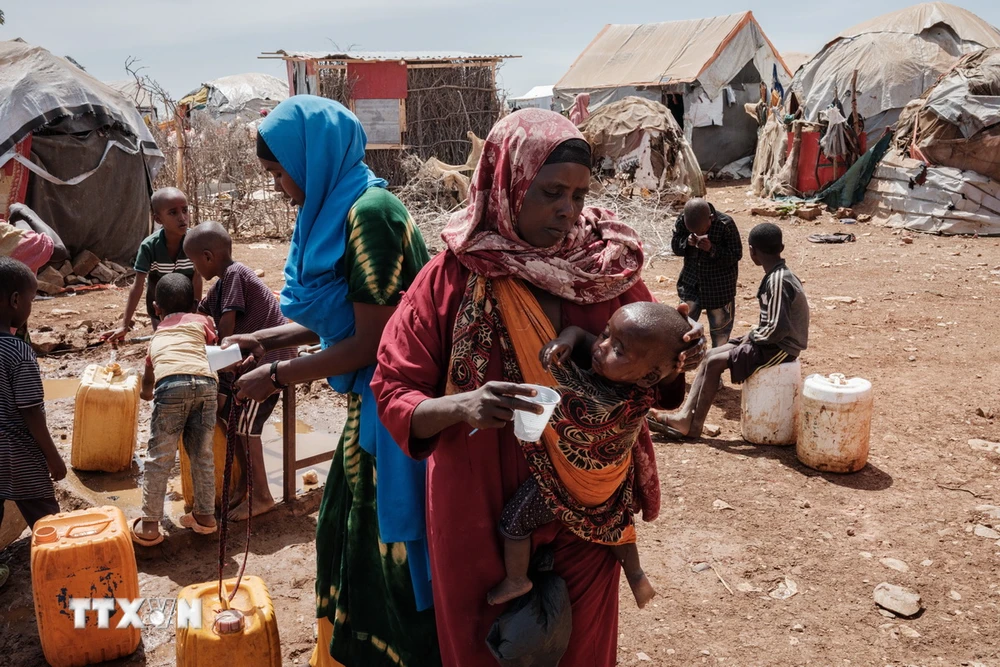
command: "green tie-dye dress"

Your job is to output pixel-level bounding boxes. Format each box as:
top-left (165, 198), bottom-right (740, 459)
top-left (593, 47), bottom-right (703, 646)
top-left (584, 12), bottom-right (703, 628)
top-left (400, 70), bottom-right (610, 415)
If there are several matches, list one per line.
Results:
top-left (314, 188), bottom-right (439, 667)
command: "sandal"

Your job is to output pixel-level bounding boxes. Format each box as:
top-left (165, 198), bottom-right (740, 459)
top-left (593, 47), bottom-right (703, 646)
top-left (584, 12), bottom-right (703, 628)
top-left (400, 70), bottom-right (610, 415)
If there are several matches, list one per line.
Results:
top-left (130, 518), bottom-right (164, 547)
top-left (179, 513), bottom-right (217, 535)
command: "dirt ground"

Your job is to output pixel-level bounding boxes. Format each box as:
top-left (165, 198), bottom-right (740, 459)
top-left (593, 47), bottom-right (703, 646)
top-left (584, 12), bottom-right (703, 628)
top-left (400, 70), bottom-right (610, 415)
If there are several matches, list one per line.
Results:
top-left (2, 181), bottom-right (999, 666)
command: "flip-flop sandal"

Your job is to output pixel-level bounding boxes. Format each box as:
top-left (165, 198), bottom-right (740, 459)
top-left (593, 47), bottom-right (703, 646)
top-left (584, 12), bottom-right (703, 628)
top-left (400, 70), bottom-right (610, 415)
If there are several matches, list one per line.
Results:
top-left (130, 518), bottom-right (164, 547)
top-left (179, 513), bottom-right (217, 535)
top-left (646, 417), bottom-right (688, 440)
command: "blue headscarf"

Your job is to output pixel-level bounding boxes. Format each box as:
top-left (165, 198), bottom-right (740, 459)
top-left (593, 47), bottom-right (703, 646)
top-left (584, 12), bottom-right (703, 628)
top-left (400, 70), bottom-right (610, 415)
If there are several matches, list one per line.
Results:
top-left (259, 96), bottom-right (433, 611)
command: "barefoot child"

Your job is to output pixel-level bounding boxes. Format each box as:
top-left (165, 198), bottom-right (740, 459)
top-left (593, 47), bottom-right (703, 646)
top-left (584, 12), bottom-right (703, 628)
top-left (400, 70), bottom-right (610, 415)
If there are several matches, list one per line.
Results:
top-left (489, 302), bottom-right (693, 609)
top-left (132, 274), bottom-right (218, 546)
top-left (107, 188), bottom-right (202, 340)
top-left (0, 258), bottom-right (67, 588)
top-left (651, 223), bottom-right (809, 439)
top-left (184, 222), bottom-right (293, 520)
top-left (671, 198), bottom-right (743, 349)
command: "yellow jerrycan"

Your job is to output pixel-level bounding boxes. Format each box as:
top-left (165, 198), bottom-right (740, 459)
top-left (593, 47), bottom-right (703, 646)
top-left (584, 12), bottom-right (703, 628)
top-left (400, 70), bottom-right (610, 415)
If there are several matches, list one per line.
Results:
top-left (71, 364), bottom-right (140, 472)
top-left (31, 506), bottom-right (141, 667)
top-left (176, 575), bottom-right (281, 666)
top-left (179, 423), bottom-right (242, 511)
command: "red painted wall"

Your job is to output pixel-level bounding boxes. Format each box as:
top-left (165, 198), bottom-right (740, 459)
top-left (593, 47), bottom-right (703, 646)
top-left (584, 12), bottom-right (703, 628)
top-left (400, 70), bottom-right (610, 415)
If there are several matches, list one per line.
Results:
top-left (347, 62), bottom-right (408, 100)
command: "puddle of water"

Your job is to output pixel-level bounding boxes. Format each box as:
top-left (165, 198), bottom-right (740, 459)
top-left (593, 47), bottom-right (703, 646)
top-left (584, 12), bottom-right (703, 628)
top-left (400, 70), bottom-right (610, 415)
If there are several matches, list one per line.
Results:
top-left (261, 423), bottom-right (335, 498)
top-left (43, 378), bottom-right (80, 401)
top-left (271, 419), bottom-right (314, 436)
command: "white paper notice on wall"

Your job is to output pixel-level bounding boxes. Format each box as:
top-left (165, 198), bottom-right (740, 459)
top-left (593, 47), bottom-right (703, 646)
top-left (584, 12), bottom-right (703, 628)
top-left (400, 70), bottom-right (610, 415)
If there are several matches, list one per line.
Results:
top-left (354, 99), bottom-right (402, 145)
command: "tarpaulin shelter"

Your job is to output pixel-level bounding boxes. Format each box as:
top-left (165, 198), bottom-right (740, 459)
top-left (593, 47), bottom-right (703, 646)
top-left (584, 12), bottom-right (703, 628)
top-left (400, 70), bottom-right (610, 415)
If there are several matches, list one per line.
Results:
top-left (178, 73), bottom-right (288, 122)
top-left (580, 96), bottom-right (705, 198)
top-left (554, 11), bottom-right (791, 172)
top-left (510, 85), bottom-right (555, 111)
top-left (0, 39), bottom-right (164, 264)
top-left (867, 47), bottom-right (1000, 235)
top-left (782, 52), bottom-right (813, 75)
top-left (790, 2), bottom-right (1000, 138)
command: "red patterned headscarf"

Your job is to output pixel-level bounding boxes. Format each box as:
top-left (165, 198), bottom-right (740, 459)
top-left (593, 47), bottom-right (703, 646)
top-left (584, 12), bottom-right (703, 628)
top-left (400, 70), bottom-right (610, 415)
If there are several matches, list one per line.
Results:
top-left (441, 109), bottom-right (644, 305)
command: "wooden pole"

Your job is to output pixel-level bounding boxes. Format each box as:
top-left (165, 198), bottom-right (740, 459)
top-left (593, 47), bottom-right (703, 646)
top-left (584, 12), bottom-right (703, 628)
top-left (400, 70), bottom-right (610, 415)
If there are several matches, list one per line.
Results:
top-left (788, 121), bottom-right (804, 194)
top-left (174, 108), bottom-right (185, 190)
top-left (282, 385), bottom-right (296, 504)
top-left (851, 69), bottom-right (861, 138)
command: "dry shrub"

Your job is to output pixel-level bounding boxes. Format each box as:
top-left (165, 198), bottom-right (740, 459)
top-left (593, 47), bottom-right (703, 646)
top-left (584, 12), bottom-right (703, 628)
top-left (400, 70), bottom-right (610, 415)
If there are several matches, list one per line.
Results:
top-left (405, 65), bottom-right (502, 166)
top-left (152, 117), bottom-right (296, 239)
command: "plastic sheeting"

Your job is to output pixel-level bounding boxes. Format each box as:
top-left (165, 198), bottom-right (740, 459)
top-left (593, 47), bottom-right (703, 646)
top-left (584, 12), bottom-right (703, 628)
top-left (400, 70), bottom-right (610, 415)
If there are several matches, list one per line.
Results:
top-left (180, 73), bottom-right (288, 121)
top-left (892, 48), bottom-right (1000, 185)
top-left (26, 128), bottom-right (152, 263)
top-left (554, 12), bottom-right (790, 105)
top-left (580, 96), bottom-right (705, 197)
top-left (0, 39), bottom-right (163, 170)
top-left (790, 3), bottom-right (1000, 125)
top-left (867, 151), bottom-right (1000, 235)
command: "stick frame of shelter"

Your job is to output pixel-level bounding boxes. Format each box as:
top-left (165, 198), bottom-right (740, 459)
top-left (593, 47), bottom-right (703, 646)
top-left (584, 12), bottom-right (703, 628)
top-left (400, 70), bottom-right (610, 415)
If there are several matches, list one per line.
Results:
top-left (789, 121), bottom-right (803, 194)
top-left (851, 70), bottom-right (861, 139)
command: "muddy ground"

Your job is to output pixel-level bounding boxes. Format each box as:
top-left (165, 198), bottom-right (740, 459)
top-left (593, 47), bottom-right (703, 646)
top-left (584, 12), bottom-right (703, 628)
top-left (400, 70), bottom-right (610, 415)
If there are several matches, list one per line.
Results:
top-left (1, 182), bottom-right (999, 666)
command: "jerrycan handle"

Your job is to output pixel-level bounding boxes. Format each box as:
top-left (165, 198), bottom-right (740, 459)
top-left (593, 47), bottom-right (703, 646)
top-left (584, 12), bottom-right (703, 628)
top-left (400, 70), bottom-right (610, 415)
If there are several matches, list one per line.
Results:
top-left (66, 519), bottom-right (113, 539)
top-left (827, 373), bottom-right (847, 386)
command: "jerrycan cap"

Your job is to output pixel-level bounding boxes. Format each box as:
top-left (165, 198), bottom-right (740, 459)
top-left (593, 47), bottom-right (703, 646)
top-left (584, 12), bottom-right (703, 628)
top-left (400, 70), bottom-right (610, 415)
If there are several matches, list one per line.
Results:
top-left (33, 526), bottom-right (58, 544)
top-left (214, 608), bottom-right (245, 634)
top-left (805, 373), bottom-right (872, 403)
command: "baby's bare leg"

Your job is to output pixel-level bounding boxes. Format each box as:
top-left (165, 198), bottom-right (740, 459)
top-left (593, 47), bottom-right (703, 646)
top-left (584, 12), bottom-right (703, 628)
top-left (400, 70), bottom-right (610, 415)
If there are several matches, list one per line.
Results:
top-left (611, 543), bottom-right (656, 609)
top-left (487, 536), bottom-right (534, 605)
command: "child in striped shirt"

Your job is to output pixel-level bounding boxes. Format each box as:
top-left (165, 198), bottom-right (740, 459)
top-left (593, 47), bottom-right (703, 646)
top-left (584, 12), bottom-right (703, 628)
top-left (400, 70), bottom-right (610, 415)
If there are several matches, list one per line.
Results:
top-left (0, 258), bottom-right (66, 588)
top-left (185, 222), bottom-right (293, 521)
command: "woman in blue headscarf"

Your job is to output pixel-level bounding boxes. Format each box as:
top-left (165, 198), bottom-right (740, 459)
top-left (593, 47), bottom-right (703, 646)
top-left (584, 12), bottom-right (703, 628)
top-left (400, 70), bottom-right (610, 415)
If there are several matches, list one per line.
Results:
top-left (226, 96), bottom-right (439, 667)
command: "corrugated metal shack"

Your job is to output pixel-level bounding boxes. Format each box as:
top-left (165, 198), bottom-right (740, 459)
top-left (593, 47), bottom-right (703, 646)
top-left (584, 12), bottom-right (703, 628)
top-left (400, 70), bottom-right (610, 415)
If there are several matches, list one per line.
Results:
top-left (261, 50), bottom-right (518, 183)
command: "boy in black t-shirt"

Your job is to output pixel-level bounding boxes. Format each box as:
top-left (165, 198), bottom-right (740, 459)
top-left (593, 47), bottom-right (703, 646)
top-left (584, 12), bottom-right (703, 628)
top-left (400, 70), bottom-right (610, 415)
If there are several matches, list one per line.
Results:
top-left (0, 258), bottom-right (66, 588)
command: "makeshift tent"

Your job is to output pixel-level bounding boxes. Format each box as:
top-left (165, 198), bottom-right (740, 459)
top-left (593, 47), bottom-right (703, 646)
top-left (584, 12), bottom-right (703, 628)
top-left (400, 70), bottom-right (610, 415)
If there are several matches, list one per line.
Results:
top-left (782, 52), bottom-right (813, 75)
top-left (554, 11), bottom-right (791, 171)
top-left (580, 97), bottom-right (705, 199)
top-left (790, 2), bottom-right (1000, 137)
top-left (867, 48), bottom-right (1000, 235)
top-left (0, 39), bottom-right (164, 264)
top-left (510, 85), bottom-right (555, 111)
top-left (179, 73), bottom-right (288, 122)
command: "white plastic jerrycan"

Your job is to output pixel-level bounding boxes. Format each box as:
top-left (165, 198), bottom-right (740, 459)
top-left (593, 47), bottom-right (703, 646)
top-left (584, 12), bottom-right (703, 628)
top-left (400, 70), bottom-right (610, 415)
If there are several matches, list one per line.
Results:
top-left (741, 359), bottom-right (802, 446)
top-left (797, 373), bottom-right (873, 473)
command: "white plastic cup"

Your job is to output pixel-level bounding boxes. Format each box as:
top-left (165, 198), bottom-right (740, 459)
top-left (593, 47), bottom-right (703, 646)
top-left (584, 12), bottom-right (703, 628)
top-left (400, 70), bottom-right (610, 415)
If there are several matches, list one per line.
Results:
top-left (205, 345), bottom-right (243, 372)
top-left (513, 384), bottom-right (561, 442)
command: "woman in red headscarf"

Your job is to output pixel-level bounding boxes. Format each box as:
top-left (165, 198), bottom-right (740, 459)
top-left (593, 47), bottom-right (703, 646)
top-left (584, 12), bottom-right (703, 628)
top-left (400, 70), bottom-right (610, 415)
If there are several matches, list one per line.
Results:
top-left (372, 109), bottom-right (704, 666)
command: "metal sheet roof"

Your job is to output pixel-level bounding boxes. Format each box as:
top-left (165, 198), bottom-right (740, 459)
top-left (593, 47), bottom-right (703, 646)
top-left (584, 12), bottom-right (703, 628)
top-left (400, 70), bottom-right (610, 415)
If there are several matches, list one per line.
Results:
top-left (268, 50), bottom-right (516, 63)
